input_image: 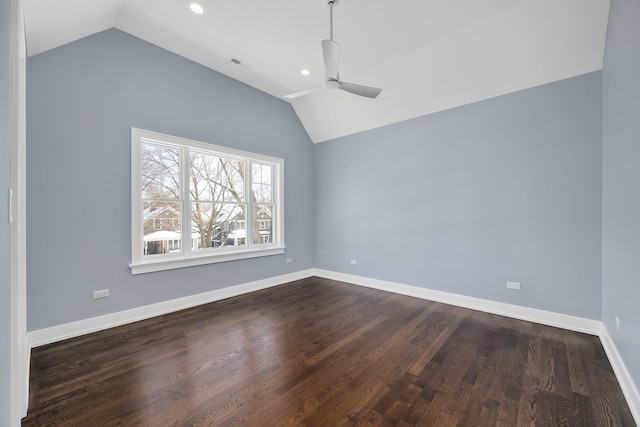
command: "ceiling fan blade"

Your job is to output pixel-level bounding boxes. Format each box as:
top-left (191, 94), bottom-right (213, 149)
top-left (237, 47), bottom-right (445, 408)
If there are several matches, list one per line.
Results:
top-left (338, 81), bottom-right (382, 99)
top-left (283, 85), bottom-right (323, 99)
top-left (322, 39), bottom-right (340, 80)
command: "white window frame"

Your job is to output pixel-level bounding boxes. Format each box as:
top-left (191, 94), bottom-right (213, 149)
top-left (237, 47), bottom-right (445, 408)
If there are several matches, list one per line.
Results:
top-left (130, 128), bottom-right (285, 274)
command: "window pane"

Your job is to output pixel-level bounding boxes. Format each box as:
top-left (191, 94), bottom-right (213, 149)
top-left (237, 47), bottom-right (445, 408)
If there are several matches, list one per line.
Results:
top-left (191, 202), bottom-right (246, 249)
top-left (251, 163), bottom-right (272, 203)
top-left (141, 143), bottom-right (180, 200)
top-left (143, 202), bottom-right (181, 256)
top-left (252, 163), bottom-right (272, 185)
top-left (253, 204), bottom-right (273, 244)
top-left (190, 152), bottom-right (244, 203)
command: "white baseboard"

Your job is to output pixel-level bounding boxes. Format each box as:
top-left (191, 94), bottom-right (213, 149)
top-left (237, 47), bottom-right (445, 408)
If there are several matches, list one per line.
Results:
top-left (312, 269), bottom-right (601, 335)
top-left (28, 268), bottom-right (601, 348)
top-left (600, 325), bottom-right (640, 425)
top-left (28, 269), bottom-right (315, 348)
top-left (22, 346), bottom-right (30, 419)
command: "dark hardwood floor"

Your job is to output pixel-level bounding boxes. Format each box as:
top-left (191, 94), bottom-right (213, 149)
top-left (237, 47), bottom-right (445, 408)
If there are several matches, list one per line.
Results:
top-left (23, 277), bottom-right (635, 426)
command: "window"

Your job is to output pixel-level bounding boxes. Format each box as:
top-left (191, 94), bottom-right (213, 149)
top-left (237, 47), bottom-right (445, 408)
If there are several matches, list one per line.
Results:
top-left (130, 128), bottom-right (285, 274)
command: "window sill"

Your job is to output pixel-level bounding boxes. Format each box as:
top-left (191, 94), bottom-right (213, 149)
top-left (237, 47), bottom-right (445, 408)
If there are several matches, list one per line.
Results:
top-left (129, 246), bottom-right (286, 275)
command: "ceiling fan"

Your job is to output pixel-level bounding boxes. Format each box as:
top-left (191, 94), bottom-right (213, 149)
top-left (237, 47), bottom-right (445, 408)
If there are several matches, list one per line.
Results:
top-left (284, 0), bottom-right (382, 100)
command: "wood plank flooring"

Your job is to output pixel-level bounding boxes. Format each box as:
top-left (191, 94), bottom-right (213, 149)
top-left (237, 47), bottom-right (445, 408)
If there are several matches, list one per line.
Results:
top-left (23, 277), bottom-right (635, 426)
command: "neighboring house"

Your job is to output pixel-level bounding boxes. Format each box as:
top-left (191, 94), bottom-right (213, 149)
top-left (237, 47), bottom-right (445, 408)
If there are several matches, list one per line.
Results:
top-left (143, 205), bottom-right (180, 236)
top-left (256, 206), bottom-right (272, 244)
top-left (142, 205), bottom-right (272, 252)
top-left (214, 206), bottom-right (272, 247)
top-left (143, 205), bottom-right (184, 255)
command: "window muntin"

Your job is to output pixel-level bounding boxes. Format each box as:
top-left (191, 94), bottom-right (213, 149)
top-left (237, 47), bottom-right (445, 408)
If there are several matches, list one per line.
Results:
top-left (131, 128), bottom-right (284, 274)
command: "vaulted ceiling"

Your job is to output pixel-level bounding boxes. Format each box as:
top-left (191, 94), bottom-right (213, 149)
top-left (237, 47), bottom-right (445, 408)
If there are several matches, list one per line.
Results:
top-left (23, 0), bottom-right (610, 143)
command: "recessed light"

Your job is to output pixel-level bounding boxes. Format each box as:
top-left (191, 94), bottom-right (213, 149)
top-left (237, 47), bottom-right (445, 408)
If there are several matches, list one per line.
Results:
top-left (188, 1), bottom-right (205, 15)
top-left (301, 69), bottom-right (311, 76)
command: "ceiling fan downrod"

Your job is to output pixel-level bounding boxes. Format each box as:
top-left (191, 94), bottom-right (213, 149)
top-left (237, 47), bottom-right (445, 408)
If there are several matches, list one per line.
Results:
top-left (328, 0), bottom-right (338, 41)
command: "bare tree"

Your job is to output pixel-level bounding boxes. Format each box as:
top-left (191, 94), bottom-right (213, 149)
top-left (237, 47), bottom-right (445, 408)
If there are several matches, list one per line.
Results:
top-left (189, 153), bottom-right (244, 248)
top-left (141, 145), bottom-right (180, 200)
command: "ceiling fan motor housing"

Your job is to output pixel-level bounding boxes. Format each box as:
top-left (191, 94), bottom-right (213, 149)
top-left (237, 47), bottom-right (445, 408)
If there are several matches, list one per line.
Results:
top-left (324, 79), bottom-right (340, 89)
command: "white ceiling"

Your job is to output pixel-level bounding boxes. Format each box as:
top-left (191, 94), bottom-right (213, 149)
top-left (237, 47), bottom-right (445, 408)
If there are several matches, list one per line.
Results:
top-left (23, 0), bottom-right (610, 143)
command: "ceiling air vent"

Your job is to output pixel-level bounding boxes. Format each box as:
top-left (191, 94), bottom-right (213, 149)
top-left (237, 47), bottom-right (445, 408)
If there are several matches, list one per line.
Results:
top-left (230, 57), bottom-right (251, 69)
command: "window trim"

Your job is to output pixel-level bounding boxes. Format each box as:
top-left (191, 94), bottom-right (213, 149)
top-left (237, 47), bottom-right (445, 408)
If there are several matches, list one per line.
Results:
top-left (130, 128), bottom-right (285, 275)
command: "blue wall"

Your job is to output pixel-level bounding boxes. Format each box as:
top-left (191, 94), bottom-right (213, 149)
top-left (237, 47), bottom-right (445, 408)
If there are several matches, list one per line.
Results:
top-left (0, 0), bottom-right (12, 424)
top-left (26, 29), bottom-right (315, 330)
top-left (314, 72), bottom-right (603, 320)
top-left (602, 0), bottom-right (640, 397)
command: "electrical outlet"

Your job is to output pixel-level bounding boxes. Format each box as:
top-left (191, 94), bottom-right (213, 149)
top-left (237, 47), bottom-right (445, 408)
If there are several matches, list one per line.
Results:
top-left (93, 289), bottom-right (109, 299)
top-left (506, 281), bottom-right (521, 291)
top-left (615, 316), bottom-right (620, 331)
top-left (350, 259), bottom-right (358, 265)
top-left (285, 258), bottom-right (293, 264)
